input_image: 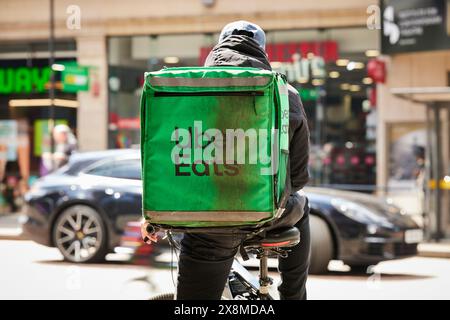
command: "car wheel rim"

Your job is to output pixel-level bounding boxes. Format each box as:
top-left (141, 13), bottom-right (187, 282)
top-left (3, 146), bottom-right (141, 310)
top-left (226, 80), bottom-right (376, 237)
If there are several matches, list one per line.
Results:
top-left (55, 209), bottom-right (103, 262)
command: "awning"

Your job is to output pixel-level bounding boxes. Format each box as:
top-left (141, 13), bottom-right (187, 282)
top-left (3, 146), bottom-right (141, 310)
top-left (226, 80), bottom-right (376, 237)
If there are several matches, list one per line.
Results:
top-left (391, 87), bottom-right (450, 103)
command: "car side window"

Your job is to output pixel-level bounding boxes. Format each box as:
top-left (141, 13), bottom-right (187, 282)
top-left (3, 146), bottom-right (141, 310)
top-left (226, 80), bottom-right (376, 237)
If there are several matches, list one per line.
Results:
top-left (86, 159), bottom-right (142, 180)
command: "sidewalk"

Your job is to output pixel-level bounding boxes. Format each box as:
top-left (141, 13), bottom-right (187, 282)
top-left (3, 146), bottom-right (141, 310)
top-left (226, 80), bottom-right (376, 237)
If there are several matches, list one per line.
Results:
top-left (0, 213), bottom-right (26, 240)
top-left (418, 242), bottom-right (450, 259)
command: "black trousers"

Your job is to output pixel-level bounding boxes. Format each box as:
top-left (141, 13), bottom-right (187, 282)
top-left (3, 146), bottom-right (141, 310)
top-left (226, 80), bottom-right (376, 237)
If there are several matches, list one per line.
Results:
top-left (176, 196), bottom-right (311, 300)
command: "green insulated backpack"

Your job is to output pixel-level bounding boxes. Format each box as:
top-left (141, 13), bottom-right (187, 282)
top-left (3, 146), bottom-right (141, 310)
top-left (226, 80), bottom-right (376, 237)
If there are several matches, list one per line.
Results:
top-left (141, 67), bottom-right (290, 229)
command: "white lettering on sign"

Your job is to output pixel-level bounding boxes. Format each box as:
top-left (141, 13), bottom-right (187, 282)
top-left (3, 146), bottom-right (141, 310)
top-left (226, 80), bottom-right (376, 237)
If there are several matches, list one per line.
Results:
top-left (272, 55), bottom-right (326, 83)
top-left (383, 3), bottom-right (443, 47)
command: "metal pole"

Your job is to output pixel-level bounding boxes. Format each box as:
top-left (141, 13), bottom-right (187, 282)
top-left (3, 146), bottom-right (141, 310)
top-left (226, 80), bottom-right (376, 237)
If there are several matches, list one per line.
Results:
top-left (424, 104), bottom-right (433, 240)
top-left (431, 103), bottom-right (443, 241)
top-left (48, 0), bottom-right (55, 154)
top-left (259, 250), bottom-right (270, 298)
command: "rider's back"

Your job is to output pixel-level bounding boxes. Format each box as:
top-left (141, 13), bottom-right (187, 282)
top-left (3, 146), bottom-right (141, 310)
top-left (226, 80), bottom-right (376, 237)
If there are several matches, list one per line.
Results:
top-left (204, 34), bottom-right (310, 228)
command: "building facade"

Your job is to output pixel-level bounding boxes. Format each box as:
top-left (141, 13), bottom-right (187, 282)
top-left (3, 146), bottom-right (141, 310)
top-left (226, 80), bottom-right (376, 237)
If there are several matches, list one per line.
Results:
top-left (377, 0), bottom-right (450, 239)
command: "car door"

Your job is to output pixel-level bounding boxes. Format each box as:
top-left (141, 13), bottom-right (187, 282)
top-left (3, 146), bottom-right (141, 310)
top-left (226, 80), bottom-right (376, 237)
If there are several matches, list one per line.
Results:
top-left (81, 156), bottom-right (143, 234)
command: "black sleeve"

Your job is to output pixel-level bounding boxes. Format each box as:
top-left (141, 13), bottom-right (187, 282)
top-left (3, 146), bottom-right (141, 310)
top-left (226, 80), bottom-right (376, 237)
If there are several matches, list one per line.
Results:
top-left (287, 86), bottom-right (310, 193)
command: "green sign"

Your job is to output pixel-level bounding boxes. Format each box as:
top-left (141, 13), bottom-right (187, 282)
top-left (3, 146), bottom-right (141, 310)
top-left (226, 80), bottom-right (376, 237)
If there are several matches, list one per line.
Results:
top-left (299, 88), bottom-right (318, 101)
top-left (62, 64), bottom-right (89, 92)
top-left (0, 67), bottom-right (51, 94)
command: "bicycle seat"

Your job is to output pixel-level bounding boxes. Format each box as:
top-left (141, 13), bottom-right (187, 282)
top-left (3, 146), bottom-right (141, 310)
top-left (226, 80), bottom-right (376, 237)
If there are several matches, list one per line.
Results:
top-left (243, 227), bottom-right (300, 248)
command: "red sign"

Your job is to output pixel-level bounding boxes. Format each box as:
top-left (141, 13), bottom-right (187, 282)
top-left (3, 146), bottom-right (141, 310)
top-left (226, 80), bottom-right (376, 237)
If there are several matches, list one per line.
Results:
top-left (199, 41), bottom-right (339, 65)
top-left (117, 118), bottom-right (140, 130)
top-left (109, 113), bottom-right (140, 130)
top-left (367, 59), bottom-right (386, 84)
top-left (266, 41), bottom-right (338, 63)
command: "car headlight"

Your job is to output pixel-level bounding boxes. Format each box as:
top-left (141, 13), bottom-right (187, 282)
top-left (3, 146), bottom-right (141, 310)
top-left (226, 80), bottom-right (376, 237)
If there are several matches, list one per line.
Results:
top-left (331, 198), bottom-right (391, 226)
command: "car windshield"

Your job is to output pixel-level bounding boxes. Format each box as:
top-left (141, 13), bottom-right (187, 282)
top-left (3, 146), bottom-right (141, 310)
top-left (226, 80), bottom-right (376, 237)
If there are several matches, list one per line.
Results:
top-left (53, 158), bottom-right (106, 176)
top-left (84, 158), bottom-right (142, 180)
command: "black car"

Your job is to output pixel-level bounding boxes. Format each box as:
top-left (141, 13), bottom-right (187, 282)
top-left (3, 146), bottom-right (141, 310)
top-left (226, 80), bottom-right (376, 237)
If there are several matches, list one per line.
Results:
top-left (23, 149), bottom-right (422, 273)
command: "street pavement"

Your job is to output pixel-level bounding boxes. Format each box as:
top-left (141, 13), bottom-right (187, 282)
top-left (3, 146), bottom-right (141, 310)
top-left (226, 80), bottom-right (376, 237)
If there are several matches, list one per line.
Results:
top-left (1, 240), bottom-right (450, 300)
top-left (0, 213), bottom-right (25, 240)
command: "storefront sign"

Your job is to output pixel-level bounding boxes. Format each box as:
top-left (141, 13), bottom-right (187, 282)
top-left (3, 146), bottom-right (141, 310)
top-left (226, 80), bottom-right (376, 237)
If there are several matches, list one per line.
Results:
top-left (0, 120), bottom-right (18, 161)
top-left (382, 0), bottom-right (450, 54)
top-left (266, 41), bottom-right (338, 63)
top-left (0, 67), bottom-right (51, 94)
top-left (117, 118), bottom-right (140, 130)
top-left (299, 88), bottom-right (319, 102)
top-left (272, 55), bottom-right (326, 84)
top-left (109, 115), bottom-right (140, 130)
top-left (367, 59), bottom-right (386, 83)
top-left (62, 64), bottom-right (89, 92)
top-left (199, 41), bottom-right (339, 65)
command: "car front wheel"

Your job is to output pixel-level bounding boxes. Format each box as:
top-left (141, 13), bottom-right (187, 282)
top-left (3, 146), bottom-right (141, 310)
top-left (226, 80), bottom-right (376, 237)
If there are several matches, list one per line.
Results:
top-left (53, 205), bottom-right (108, 263)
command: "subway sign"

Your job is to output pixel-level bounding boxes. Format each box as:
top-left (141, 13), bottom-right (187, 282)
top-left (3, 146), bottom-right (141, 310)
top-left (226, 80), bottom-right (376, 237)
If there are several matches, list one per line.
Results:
top-left (0, 62), bottom-right (89, 94)
top-left (0, 67), bottom-right (51, 94)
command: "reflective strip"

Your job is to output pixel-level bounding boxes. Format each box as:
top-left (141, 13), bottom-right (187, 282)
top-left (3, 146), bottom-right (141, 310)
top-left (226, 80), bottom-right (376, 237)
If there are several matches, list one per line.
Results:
top-left (261, 241), bottom-right (293, 248)
top-left (145, 210), bottom-right (271, 222)
top-left (149, 76), bottom-right (271, 88)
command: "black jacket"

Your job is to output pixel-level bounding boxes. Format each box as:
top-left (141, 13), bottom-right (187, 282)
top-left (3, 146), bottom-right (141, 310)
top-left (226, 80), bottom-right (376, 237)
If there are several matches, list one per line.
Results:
top-left (205, 35), bottom-right (310, 193)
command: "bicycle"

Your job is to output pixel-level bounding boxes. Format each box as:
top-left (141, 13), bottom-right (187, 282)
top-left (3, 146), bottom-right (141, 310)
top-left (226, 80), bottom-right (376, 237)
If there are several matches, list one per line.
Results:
top-left (150, 226), bottom-right (300, 300)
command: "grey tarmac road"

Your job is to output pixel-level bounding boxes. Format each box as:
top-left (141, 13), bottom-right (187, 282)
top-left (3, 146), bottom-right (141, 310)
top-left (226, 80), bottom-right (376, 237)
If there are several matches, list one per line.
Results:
top-left (1, 240), bottom-right (450, 300)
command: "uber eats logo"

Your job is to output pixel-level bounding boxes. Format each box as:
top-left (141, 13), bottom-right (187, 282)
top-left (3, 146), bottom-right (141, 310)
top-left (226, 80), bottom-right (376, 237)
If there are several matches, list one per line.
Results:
top-left (171, 121), bottom-right (281, 177)
top-left (0, 67), bottom-right (51, 94)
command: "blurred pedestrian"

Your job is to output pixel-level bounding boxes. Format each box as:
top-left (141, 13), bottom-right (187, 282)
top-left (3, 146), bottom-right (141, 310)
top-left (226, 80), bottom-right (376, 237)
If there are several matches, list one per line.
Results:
top-left (3, 176), bottom-right (19, 213)
top-left (41, 124), bottom-right (77, 175)
top-left (413, 145), bottom-right (426, 222)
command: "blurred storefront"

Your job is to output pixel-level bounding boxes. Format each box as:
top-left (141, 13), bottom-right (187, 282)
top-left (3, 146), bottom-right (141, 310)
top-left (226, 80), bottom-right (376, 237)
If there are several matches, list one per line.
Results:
top-left (378, 0), bottom-right (450, 239)
top-left (0, 40), bottom-right (78, 212)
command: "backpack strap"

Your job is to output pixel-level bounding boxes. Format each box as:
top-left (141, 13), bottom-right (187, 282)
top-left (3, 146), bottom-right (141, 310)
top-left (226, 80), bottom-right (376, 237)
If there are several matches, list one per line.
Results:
top-left (275, 156), bottom-right (292, 219)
